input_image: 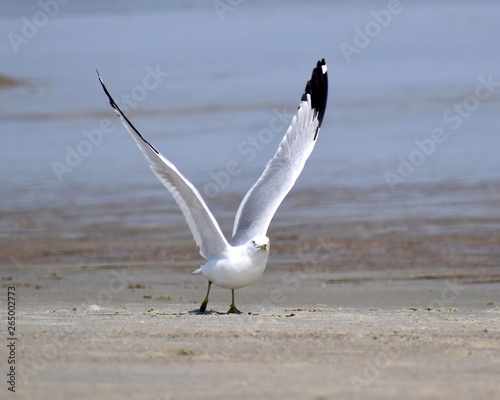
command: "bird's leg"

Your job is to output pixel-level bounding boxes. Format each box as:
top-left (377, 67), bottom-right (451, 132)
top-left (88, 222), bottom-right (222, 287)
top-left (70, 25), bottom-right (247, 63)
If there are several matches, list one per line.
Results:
top-left (227, 289), bottom-right (243, 314)
top-left (199, 280), bottom-right (212, 313)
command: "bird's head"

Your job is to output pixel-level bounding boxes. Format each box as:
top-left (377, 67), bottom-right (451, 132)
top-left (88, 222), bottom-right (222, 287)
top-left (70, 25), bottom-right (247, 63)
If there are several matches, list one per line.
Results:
top-left (248, 235), bottom-right (270, 253)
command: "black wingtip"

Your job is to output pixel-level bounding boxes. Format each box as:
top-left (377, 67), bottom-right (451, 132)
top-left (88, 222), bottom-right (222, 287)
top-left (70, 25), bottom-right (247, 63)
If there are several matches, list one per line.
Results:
top-left (96, 71), bottom-right (161, 155)
top-left (301, 58), bottom-right (328, 140)
top-left (96, 71), bottom-right (119, 111)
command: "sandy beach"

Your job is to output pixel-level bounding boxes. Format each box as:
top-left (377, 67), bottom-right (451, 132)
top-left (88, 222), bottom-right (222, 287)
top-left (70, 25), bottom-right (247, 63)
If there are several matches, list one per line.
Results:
top-left (2, 182), bottom-right (500, 399)
top-left (2, 1), bottom-right (500, 398)
top-left (3, 264), bottom-right (500, 400)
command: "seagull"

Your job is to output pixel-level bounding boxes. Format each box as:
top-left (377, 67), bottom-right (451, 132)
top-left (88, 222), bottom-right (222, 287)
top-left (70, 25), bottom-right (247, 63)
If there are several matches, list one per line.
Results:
top-left (98, 59), bottom-right (328, 314)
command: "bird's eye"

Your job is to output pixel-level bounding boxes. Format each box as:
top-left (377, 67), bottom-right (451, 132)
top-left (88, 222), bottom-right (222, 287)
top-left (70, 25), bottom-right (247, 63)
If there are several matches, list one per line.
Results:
top-left (252, 240), bottom-right (255, 244)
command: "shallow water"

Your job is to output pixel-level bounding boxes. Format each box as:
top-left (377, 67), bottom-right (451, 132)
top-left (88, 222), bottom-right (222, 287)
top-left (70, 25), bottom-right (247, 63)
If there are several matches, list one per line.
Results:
top-left (1, 0), bottom-right (499, 233)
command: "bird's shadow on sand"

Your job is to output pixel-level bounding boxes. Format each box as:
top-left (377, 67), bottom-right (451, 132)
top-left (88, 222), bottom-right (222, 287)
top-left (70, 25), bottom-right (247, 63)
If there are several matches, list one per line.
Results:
top-left (188, 308), bottom-right (252, 316)
top-left (188, 309), bottom-right (227, 316)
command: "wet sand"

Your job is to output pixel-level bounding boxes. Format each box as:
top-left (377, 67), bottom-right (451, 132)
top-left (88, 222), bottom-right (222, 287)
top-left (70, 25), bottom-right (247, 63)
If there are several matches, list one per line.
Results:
top-left (1, 182), bottom-right (500, 399)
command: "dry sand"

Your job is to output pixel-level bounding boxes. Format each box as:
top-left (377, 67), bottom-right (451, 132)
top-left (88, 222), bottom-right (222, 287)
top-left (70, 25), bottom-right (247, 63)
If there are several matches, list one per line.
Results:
top-left (2, 265), bottom-right (500, 400)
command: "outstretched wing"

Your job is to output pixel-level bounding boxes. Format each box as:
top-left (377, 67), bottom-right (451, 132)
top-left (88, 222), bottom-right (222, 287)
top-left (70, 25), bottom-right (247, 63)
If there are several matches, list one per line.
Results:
top-left (231, 59), bottom-right (328, 246)
top-left (98, 72), bottom-right (229, 260)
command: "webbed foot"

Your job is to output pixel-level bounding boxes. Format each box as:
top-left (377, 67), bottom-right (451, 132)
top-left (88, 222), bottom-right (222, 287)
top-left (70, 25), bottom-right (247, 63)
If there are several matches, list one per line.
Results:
top-left (199, 280), bottom-right (212, 313)
top-left (227, 304), bottom-right (243, 314)
top-left (227, 289), bottom-right (243, 314)
top-left (200, 299), bottom-right (209, 313)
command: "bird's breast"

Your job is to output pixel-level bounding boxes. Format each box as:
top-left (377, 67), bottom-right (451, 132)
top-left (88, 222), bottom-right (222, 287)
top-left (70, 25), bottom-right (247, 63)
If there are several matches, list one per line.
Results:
top-left (200, 252), bottom-right (269, 290)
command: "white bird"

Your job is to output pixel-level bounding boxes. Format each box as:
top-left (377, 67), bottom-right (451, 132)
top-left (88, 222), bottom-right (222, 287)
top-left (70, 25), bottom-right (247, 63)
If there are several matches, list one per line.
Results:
top-left (98, 59), bottom-right (328, 314)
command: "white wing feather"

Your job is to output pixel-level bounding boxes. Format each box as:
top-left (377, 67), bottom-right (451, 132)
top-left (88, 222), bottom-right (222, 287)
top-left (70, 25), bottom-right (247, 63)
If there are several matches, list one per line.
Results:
top-left (231, 60), bottom-right (328, 245)
top-left (98, 74), bottom-right (229, 260)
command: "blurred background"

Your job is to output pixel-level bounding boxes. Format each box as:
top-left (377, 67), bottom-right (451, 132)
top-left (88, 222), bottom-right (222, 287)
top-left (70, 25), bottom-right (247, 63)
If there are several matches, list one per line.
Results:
top-left (1, 0), bottom-right (499, 268)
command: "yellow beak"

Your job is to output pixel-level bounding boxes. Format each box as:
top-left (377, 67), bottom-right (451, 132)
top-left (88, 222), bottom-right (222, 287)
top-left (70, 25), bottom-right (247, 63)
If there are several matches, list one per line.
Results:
top-left (259, 243), bottom-right (268, 251)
